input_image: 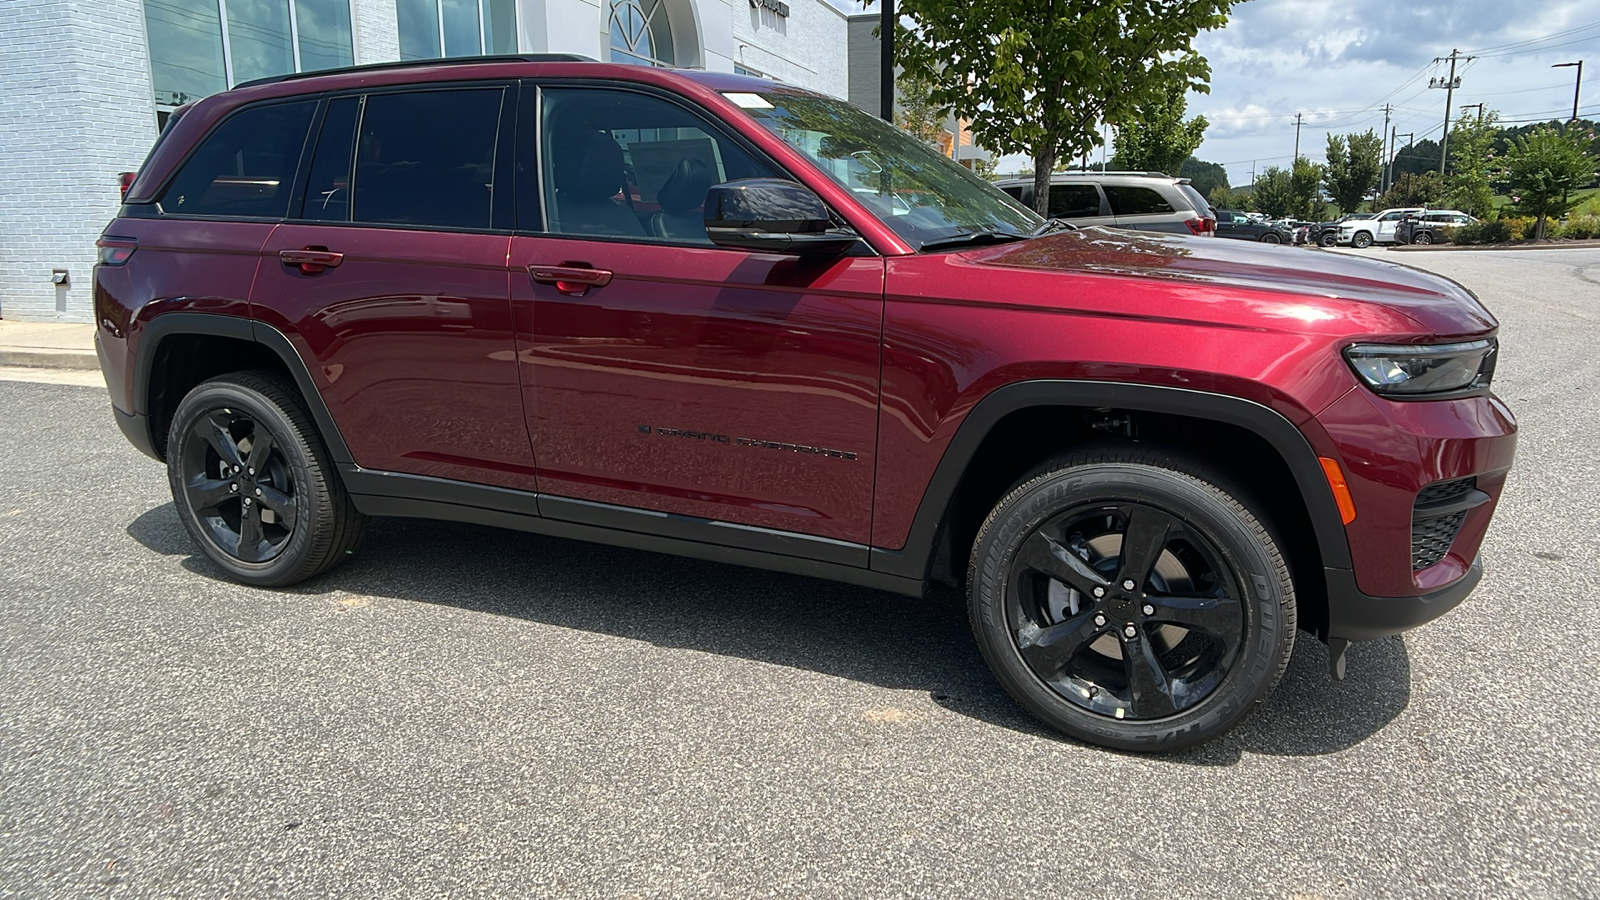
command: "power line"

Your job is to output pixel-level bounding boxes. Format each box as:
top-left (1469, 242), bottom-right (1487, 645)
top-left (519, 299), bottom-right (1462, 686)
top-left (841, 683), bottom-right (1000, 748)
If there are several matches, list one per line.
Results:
top-left (1465, 19), bottom-right (1600, 56)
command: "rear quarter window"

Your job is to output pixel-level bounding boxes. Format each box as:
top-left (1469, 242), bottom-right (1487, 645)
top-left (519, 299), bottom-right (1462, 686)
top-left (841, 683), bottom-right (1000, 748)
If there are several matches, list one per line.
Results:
top-left (1105, 185), bottom-right (1175, 216)
top-left (1047, 184), bottom-right (1102, 218)
top-left (160, 100), bottom-right (317, 219)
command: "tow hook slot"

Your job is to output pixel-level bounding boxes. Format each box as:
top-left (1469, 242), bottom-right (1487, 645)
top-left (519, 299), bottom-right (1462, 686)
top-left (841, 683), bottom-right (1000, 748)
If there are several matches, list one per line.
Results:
top-left (1327, 637), bottom-right (1349, 681)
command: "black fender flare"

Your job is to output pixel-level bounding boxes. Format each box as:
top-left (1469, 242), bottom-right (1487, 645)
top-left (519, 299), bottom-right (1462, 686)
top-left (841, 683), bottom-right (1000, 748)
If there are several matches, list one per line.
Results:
top-left (867, 380), bottom-right (1353, 579)
top-left (132, 312), bottom-right (353, 464)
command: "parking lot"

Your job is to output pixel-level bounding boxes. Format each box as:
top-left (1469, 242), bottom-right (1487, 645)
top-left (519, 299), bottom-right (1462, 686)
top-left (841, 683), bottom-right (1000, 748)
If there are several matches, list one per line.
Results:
top-left (2, 247), bottom-right (1598, 898)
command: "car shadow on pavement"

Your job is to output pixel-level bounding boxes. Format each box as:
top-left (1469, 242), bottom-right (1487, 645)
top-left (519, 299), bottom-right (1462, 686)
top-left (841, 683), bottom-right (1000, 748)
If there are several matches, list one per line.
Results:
top-left (127, 506), bottom-right (1409, 762)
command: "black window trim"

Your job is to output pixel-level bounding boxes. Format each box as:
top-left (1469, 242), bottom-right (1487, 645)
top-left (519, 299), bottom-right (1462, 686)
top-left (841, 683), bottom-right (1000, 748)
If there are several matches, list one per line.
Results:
top-left (150, 96), bottom-right (322, 223)
top-left (517, 78), bottom-right (876, 256)
top-left (284, 79), bottom-right (520, 236)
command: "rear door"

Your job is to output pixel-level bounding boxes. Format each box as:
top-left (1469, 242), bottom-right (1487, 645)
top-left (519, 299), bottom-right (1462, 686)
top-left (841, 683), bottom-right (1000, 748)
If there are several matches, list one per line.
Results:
top-left (508, 83), bottom-right (884, 548)
top-left (1045, 183), bottom-right (1116, 229)
top-left (250, 84), bottom-right (535, 491)
top-left (1105, 184), bottom-right (1182, 233)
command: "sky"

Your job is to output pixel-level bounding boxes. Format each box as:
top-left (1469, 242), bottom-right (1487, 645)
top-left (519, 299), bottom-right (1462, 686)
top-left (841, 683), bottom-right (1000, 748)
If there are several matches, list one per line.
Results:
top-left (824, 0), bottom-right (1600, 186)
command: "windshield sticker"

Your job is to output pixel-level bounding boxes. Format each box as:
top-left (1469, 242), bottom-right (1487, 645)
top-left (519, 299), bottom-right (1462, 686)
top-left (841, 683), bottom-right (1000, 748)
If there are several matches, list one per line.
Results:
top-left (724, 92), bottom-right (774, 109)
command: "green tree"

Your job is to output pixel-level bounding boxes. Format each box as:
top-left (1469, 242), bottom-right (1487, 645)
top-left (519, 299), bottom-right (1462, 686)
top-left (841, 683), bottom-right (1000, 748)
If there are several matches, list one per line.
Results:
top-left (1445, 110), bottom-right (1502, 218)
top-left (1251, 166), bottom-right (1293, 218)
top-left (1324, 129), bottom-right (1382, 214)
top-left (894, 0), bottom-right (1243, 216)
top-left (1109, 83), bottom-right (1209, 176)
top-left (1207, 185), bottom-right (1249, 211)
top-left (1289, 156), bottom-right (1327, 220)
top-left (895, 67), bottom-right (948, 147)
top-left (1504, 125), bottom-right (1595, 238)
top-left (1181, 157), bottom-right (1230, 197)
top-left (1375, 170), bottom-right (1445, 209)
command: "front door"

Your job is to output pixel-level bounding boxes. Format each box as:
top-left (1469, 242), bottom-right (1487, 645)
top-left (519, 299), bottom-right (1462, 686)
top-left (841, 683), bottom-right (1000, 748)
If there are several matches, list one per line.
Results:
top-left (510, 86), bottom-right (884, 545)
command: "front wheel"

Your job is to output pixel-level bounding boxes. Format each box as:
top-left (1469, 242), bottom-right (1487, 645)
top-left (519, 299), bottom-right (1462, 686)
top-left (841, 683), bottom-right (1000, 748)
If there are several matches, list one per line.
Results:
top-left (1259, 232), bottom-right (1282, 244)
top-left (1352, 231), bottom-right (1374, 249)
top-left (167, 370), bottom-right (365, 587)
top-left (967, 446), bottom-right (1295, 751)
top-left (1318, 232), bottom-right (1338, 248)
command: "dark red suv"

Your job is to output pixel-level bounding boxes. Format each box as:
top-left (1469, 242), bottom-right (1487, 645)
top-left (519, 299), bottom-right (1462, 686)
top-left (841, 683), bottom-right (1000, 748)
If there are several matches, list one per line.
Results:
top-left (94, 56), bottom-right (1516, 751)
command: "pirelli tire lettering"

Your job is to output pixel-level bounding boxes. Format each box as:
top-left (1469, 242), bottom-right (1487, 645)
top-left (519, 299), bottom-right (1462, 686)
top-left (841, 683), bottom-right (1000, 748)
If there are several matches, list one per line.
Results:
top-left (641, 425), bottom-right (857, 461)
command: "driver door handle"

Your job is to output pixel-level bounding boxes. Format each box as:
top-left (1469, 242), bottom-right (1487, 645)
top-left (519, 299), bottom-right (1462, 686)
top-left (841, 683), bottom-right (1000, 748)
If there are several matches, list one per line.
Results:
top-left (529, 263), bottom-right (612, 297)
top-left (279, 248), bottom-right (344, 274)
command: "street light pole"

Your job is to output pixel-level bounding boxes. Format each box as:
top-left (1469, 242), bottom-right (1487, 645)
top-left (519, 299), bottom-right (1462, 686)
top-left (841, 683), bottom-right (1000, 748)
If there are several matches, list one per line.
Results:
top-left (879, 0), bottom-right (895, 122)
top-left (1553, 61), bottom-right (1583, 122)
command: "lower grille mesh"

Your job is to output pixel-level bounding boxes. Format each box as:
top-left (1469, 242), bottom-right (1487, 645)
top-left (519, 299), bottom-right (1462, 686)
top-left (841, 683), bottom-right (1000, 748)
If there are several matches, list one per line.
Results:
top-left (1412, 511), bottom-right (1467, 571)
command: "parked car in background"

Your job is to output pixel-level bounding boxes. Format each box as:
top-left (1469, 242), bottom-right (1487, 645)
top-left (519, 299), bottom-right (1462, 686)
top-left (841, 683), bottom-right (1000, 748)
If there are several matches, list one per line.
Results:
top-left (1313, 214), bottom-right (1376, 247)
top-left (1214, 209), bottom-right (1295, 243)
top-left (1396, 210), bottom-right (1477, 245)
top-left (1285, 220), bottom-right (1317, 245)
top-left (995, 172), bottom-right (1216, 236)
top-left (1339, 208), bottom-right (1424, 248)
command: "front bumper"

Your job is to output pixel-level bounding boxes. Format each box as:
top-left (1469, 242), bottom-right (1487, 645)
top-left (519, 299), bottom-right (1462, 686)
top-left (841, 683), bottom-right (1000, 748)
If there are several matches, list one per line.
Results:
top-left (1324, 556), bottom-right (1482, 641)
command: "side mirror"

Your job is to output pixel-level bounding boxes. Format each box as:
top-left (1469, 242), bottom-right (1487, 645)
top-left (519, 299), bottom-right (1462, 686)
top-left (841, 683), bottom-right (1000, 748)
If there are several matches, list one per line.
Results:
top-left (704, 179), bottom-right (857, 256)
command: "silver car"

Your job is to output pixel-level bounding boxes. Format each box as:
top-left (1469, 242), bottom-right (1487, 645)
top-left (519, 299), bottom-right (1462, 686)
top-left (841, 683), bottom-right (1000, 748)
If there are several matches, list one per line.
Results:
top-left (994, 171), bottom-right (1217, 236)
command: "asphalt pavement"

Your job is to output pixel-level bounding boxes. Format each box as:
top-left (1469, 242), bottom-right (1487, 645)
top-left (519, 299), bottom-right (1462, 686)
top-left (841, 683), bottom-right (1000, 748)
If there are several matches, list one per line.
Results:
top-left (3, 247), bottom-right (1599, 898)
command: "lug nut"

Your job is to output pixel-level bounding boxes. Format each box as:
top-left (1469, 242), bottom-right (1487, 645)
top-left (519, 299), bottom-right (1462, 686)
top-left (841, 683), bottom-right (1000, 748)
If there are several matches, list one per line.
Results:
top-left (255, 488), bottom-right (262, 496)
top-left (1123, 624), bottom-right (1138, 639)
top-left (1093, 614), bottom-right (1106, 627)
top-left (1143, 604), bottom-right (1155, 616)
top-left (243, 498), bottom-right (252, 506)
top-left (1122, 579), bottom-right (1136, 591)
top-left (248, 467), bottom-right (255, 475)
top-left (1092, 586), bottom-right (1106, 598)
top-left (229, 484), bottom-right (238, 492)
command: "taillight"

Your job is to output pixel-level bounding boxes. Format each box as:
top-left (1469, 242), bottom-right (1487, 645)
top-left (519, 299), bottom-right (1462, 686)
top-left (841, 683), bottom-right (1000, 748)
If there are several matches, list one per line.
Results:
top-left (1186, 217), bottom-right (1216, 235)
top-left (118, 172), bottom-right (137, 199)
top-left (97, 236), bottom-right (137, 266)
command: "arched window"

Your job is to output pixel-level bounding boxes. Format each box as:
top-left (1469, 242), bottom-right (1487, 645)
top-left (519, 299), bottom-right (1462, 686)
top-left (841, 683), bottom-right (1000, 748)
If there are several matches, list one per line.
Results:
top-left (608, 0), bottom-right (674, 67)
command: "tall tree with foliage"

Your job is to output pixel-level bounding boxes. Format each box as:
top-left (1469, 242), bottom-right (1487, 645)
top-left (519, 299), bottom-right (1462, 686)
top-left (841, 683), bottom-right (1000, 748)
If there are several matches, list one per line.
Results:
top-left (895, 67), bottom-right (949, 148)
top-left (1251, 167), bottom-right (1293, 217)
top-left (1505, 125), bottom-right (1597, 238)
top-left (1289, 157), bottom-right (1327, 220)
top-left (1376, 170), bottom-right (1446, 210)
top-left (1109, 83), bottom-right (1209, 176)
top-left (1181, 157), bottom-right (1229, 197)
top-left (1324, 130), bottom-right (1382, 214)
top-left (1445, 110), bottom-right (1502, 218)
top-left (894, 0), bottom-right (1243, 216)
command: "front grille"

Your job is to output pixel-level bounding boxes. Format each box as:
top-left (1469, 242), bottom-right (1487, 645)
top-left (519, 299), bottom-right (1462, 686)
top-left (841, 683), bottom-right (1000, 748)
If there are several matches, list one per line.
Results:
top-left (1411, 477), bottom-right (1476, 571)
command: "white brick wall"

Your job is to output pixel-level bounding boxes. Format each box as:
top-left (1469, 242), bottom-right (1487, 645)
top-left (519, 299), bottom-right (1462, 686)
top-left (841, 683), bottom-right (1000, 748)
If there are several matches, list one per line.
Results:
top-left (353, 0), bottom-right (400, 63)
top-left (726, 0), bottom-right (847, 99)
top-left (0, 0), bottom-right (158, 322)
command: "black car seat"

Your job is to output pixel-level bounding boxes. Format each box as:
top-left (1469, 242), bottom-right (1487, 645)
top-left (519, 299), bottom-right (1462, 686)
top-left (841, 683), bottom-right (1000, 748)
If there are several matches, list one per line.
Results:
top-left (650, 158), bottom-right (717, 240)
top-left (552, 131), bottom-right (643, 236)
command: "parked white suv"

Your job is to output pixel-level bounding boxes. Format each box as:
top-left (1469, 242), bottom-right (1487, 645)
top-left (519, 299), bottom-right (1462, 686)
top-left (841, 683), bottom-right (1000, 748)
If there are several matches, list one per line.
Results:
top-left (1339, 208), bottom-right (1423, 248)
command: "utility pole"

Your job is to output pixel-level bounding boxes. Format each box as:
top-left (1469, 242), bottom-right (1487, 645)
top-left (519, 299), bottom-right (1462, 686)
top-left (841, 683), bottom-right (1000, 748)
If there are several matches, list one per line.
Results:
top-left (1460, 103), bottom-right (1485, 123)
top-left (1553, 61), bottom-right (1583, 122)
top-left (1380, 104), bottom-right (1393, 193)
top-left (1385, 125), bottom-right (1397, 192)
top-left (1293, 112), bottom-right (1303, 161)
top-left (879, 0), bottom-right (894, 122)
top-left (1430, 49), bottom-right (1473, 174)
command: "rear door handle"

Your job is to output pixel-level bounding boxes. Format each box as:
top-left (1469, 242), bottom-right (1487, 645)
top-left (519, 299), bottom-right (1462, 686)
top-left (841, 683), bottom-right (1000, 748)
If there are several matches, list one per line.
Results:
top-left (279, 248), bottom-right (344, 274)
top-left (529, 264), bottom-right (612, 296)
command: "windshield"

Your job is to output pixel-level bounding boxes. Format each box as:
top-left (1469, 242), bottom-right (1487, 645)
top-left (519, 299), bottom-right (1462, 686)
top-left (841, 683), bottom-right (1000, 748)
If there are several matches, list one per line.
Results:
top-left (725, 89), bottom-right (1042, 248)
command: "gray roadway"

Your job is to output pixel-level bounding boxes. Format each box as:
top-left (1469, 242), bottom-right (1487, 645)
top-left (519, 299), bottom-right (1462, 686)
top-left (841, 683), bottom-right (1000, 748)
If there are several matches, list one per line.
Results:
top-left (3, 247), bottom-right (1598, 898)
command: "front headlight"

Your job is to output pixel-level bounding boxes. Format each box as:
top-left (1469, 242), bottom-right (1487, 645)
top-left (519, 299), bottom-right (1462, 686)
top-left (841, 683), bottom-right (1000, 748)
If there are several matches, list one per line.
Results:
top-left (1344, 338), bottom-right (1497, 397)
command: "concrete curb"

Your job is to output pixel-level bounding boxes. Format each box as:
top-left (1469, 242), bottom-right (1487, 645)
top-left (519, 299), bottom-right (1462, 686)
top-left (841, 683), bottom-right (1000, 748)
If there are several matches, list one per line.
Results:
top-left (0, 348), bottom-right (100, 371)
top-left (1388, 239), bottom-right (1600, 253)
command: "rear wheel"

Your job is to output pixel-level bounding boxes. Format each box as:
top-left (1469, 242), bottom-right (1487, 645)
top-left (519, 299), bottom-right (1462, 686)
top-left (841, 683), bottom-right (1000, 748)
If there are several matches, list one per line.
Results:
top-left (1352, 231), bottom-right (1374, 249)
top-left (167, 371), bottom-right (365, 586)
top-left (1414, 230), bottom-right (1434, 244)
top-left (967, 445), bottom-right (1295, 751)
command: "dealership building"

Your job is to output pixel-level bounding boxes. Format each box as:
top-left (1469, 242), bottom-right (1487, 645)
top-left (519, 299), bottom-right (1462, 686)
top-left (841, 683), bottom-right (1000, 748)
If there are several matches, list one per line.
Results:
top-left (0, 0), bottom-right (859, 322)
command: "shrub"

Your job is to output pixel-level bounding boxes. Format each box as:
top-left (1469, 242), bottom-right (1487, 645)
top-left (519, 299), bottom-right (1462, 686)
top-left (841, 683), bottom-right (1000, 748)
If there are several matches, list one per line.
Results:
top-left (1452, 220), bottom-right (1511, 244)
top-left (1503, 216), bottom-right (1536, 240)
top-left (1559, 214), bottom-right (1600, 240)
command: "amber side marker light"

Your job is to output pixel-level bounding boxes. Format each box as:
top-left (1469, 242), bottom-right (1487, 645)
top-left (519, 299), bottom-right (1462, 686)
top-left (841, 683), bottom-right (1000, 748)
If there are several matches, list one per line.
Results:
top-left (1319, 457), bottom-right (1357, 524)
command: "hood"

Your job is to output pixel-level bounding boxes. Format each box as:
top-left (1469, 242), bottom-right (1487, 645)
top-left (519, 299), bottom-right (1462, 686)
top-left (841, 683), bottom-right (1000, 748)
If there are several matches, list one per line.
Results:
top-left (965, 228), bottom-right (1497, 337)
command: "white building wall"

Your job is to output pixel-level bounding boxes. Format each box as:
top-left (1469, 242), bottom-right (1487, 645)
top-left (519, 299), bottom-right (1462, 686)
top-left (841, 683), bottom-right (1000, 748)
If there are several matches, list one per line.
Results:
top-left (726, 0), bottom-right (847, 99)
top-left (0, 0), bottom-right (157, 322)
top-left (353, 0), bottom-right (401, 63)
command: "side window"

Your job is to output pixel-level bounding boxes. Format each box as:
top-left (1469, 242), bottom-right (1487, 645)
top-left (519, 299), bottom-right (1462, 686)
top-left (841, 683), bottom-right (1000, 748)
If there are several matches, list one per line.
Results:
top-left (1047, 184), bottom-right (1102, 218)
top-left (301, 96), bottom-right (360, 222)
top-left (1000, 185), bottom-right (1024, 201)
top-left (1104, 186), bottom-right (1175, 216)
top-left (161, 100), bottom-right (316, 218)
top-left (353, 88), bottom-right (506, 229)
top-left (538, 87), bottom-right (780, 243)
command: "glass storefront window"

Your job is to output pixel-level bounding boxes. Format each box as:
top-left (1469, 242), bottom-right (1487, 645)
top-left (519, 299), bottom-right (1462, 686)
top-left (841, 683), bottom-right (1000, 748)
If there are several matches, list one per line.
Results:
top-left (144, 0), bottom-right (357, 110)
top-left (295, 0), bottom-right (355, 71)
top-left (144, 0), bottom-right (227, 106)
top-left (441, 0), bottom-right (482, 57)
top-left (397, 0), bottom-right (441, 60)
top-left (608, 0), bottom-right (673, 67)
top-left (225, 0), bottom-right (295, 84)
top-left (400, 0), bottom-right (519, 59)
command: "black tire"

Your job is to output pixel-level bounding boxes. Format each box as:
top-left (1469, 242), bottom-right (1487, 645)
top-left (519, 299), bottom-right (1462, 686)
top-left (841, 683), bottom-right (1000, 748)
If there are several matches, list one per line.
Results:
top-left (1352, 231), bottom-right (1374, 249)
top-left (1259, 232), bottom-right (1282, 244)
top-left (166, 370), bottom-right (365, 587)
top-left (967, 444), bottom-right (1295, 752)
top-left (1318, 232), bottom-right (1337, 248)
top-left (1414, 230), bottom-right (1434, 245)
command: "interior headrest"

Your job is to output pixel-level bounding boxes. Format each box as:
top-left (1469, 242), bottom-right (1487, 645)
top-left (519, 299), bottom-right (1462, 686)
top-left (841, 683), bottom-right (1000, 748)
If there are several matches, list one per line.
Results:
top-left (655, 158), bottom-right (716, 215)
top-left (554, 131), bottom-right (625, 201)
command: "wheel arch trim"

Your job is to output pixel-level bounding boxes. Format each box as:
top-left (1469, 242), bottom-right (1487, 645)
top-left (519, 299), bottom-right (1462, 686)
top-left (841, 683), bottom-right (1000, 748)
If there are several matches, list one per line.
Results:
top-left (132, 312), bottom-right (353, 463)
top-left (868, 379), bottom-right (1354, 579)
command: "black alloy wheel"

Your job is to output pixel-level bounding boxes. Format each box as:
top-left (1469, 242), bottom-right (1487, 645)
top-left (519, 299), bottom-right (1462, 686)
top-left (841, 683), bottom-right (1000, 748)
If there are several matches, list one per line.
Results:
top-left (1352, 231), bottom-right (1374, 249)
top-left (1259, 232), bottom-right (1283, 244)
top-left (1414, 230), bottom-right (1434, 244)
top-left (968, 446), bottom-right (1295, 751)
top-left (1319, 232), bottom-right (1338, 247)
top-left (167, 371), bottom-right (364, 586)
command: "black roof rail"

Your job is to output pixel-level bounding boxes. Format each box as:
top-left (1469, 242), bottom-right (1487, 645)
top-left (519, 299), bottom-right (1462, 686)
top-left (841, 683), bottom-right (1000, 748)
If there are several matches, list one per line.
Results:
top-left (233, 54), bottom-right (597, 90)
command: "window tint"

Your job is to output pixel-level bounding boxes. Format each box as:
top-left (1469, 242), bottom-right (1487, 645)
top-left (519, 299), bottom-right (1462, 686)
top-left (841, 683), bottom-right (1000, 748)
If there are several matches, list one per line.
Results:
top-left (301, 96), bottom-right (359, 222)
top-left (1047, 184), bottom-right (1102, 218)
top-left (161, 100), bottom-right (315, 218)
top-left (1104, 185), bottom-right (1175, 216)
top-left (539, 88), bottom-right (778, 243)
top-left (1176, 183), bottom-right (1211, 215)
top-left (1000, 185), bottom-right (1024, 201)
top-left (353, 88), bottom-right (505, 229)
